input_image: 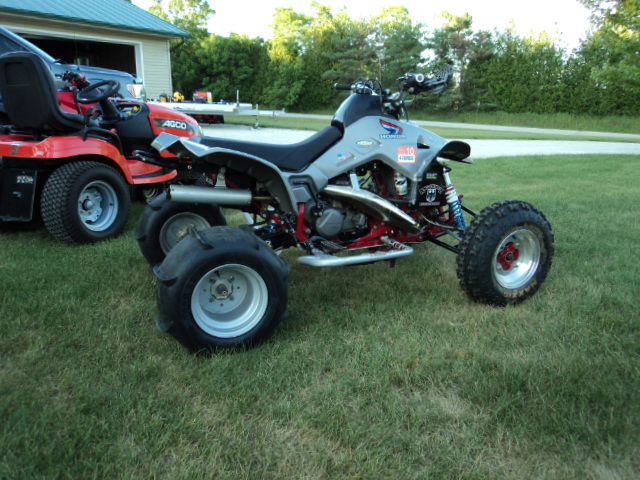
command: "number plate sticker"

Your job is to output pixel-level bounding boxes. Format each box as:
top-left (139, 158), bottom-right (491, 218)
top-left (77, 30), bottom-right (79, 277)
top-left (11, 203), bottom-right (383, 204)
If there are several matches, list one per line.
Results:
top-left (397, 146), bottom-right (416, 163)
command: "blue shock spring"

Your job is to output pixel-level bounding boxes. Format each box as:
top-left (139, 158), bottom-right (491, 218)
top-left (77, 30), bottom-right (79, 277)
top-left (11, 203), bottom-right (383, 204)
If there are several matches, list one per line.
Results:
top-left (447, 189), bottom-right (466, 230)
top-left (443, 170), bottom-right (467, 231)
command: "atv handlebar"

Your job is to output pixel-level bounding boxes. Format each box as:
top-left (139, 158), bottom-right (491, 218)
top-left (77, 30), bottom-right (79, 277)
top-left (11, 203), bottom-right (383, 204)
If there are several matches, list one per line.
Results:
top-left (334, 64), bottom-right (454, 120)
top-left (398, 64), bottom-right (454, 94)
top-left (335, 64), bottom-right (454, 96)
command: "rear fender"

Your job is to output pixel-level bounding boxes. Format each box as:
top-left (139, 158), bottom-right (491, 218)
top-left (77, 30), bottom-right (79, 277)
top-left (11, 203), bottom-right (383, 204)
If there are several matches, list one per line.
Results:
top-left (0, 135), bottom-right (175, 185)
top-left (153, 133), bottom-right (297, 214)
top-left (0, 134), bottom-right (122, 160)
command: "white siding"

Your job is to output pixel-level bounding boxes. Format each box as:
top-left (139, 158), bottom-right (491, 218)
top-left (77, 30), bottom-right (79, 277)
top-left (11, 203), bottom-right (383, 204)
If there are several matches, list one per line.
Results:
top-left (138, 37), bottom-right (173, 99)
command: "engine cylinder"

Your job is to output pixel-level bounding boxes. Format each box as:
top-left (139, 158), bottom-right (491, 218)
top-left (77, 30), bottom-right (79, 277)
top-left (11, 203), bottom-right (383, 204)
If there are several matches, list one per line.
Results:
top-left (314, 208), bottom-right (344, 238)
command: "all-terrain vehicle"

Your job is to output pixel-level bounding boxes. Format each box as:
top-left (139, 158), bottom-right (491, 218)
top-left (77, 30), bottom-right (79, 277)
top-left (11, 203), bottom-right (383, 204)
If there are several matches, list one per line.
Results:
top-left (0, 51), bottom-right (202, 244)
top-left (135, 65), bottom-right (554, 352)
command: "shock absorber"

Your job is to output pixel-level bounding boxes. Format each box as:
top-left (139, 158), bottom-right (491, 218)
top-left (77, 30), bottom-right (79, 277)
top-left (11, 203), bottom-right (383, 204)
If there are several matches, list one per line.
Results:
top-left (442, 169), bottom-right (467, 231)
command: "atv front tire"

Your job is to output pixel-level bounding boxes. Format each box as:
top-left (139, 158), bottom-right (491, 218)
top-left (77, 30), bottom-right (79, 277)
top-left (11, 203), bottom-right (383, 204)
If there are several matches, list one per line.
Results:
top-left (456, 200), bottom-right (554, 305)
top-left (154, 226), bottom-right (289, 352)
top-left (40, 161), bottom-right (131, 244)
top-left (133, 192), bottom-right (227, 266)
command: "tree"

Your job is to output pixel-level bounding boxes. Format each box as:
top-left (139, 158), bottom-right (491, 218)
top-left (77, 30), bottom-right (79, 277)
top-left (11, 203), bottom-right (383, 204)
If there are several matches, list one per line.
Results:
top-left (148, 0), bottom-right (215, 94)
top-left (426, 12), bottom-right (492, 109)
top-left (263, 6), bottom-right (314, 109)
top-left (578, 0), bottom-right (640, 97)
top-left (265, 3), bottom-right (359, 110)
top-left (149, 0), bottom-right (214, 35)
top-left (264, 3), bottom-right (430, 110)
top-left (196, 34), bottom-right (270, 103)
top-left (471, 30), bottom-right (566, 114)
top-left (268, 6), bottom-right (310, 62)
top-left (321, 17), bottom-right (377, 87)
top-left (567, 33), bottom-right (640, 115)
top-left (370, 6), bottom-right (427, 86)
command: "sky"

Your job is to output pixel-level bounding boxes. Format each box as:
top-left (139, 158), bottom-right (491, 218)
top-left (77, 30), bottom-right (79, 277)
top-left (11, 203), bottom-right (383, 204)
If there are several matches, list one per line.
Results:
top-left (131, 0), bottom-right (593, 50)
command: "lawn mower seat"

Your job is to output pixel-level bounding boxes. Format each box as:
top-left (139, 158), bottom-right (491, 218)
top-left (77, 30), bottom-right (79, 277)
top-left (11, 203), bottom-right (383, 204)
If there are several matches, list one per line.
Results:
top-left (0, 51), bottom-right (95, 133)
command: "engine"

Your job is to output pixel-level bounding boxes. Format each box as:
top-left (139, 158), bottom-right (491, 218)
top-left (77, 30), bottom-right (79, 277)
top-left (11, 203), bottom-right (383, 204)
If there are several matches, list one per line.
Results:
top-left (304, 200), bottom-right (368, 239)
top-left (307, 161), bottom-right (416, 239)
top-left (309, 159), bottom-right (451, 239)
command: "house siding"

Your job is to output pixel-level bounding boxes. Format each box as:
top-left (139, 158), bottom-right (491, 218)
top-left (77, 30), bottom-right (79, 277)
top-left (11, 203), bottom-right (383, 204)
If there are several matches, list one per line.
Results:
top-left (137, 35), bottom-right (174, 99)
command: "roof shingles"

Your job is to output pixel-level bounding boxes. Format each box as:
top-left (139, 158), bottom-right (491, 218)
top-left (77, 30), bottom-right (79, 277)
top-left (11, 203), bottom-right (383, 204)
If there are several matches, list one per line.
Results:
top-left (0, 0), bottom-right (188, 37)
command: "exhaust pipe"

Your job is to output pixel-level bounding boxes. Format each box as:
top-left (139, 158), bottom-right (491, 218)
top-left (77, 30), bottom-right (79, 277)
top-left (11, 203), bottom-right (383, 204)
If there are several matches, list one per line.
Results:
top-left (167, 185), bottom-right (253, 205)
top-left (322, 185), bottom-right (420, 232)
top-left (168, 184), bottom-right (419, 232)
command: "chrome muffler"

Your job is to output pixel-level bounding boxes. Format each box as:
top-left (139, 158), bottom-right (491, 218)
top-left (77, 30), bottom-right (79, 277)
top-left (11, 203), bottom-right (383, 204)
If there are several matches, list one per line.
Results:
top-left (167, 185), bottom-right (252, 205)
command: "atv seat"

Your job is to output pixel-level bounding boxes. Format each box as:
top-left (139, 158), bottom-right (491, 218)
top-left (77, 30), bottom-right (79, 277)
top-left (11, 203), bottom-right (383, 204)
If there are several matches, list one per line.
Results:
top-left (194, 125), bottom-right (343, 172)
top-left (0, 51), bottom-right (97, 133)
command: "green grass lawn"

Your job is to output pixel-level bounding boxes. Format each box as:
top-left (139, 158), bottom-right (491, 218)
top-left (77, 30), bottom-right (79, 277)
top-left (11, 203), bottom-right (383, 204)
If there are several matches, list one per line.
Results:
top-left (1, 154), bottom-right (638, 479)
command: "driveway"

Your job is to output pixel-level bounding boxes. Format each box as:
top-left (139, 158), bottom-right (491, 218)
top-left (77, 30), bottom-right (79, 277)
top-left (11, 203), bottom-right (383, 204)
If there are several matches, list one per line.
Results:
top-left (201, 122), bottom-right (640, 159)
top-left (453, 139), bottom-right (640, 158)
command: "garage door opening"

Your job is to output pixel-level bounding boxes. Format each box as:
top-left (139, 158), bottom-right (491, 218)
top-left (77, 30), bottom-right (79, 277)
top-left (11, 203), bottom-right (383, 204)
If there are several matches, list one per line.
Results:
top-left (25, 35), bottom-right (137, 76)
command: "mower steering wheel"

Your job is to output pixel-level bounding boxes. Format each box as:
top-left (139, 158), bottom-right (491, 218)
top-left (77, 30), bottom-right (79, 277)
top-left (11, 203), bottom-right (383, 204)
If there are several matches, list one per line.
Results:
top-left (76, 80), bottom-right (121, 104)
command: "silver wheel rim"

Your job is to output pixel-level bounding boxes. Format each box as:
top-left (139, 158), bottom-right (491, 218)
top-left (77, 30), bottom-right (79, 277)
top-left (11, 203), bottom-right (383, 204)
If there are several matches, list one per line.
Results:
top-left (78, 180), bottom-right (118, 231)
top-left (191, 264), bottom-right (268, 338)
top-left (493, 229), bottom-right (541, 289)
top-left (159, 213), bottom-right (211, 254)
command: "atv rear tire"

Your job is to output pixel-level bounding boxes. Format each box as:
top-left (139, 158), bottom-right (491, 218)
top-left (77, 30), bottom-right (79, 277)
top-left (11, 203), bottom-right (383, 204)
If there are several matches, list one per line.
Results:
top-left (133, 192), bottom-right (227, 266)
top-left (456, 200), bottom-right (554, 305)
top-left (154, 226), bottom-right (289, 352)
top-left (41, 161), bottom-right (131, 244)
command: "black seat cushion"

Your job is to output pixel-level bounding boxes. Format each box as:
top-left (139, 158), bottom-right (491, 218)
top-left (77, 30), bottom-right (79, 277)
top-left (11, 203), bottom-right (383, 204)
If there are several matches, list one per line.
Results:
top-left (194, 125), bottom-right (342, 172)
top-left (0, 51), bottom-right (90, 133)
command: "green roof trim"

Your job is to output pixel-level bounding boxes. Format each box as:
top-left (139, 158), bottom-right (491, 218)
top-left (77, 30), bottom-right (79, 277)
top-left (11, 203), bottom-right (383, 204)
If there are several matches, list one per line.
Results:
top-left (0, 0), bottom-right (189, 38)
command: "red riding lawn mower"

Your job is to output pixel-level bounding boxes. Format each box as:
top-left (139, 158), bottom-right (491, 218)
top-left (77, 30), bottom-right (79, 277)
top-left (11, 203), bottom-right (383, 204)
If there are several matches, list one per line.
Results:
top-left (0, 51), bottom-right (201, 244)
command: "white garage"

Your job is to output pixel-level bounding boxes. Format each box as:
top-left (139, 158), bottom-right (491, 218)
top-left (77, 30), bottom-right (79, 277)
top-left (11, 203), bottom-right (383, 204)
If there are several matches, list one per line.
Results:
top-left (0, 0), bottom-right (188, 99)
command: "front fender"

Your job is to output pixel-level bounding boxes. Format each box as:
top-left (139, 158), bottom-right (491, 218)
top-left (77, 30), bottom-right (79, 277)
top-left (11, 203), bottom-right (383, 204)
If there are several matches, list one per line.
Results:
top-left (436, 140), bottom-right (473, 163)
